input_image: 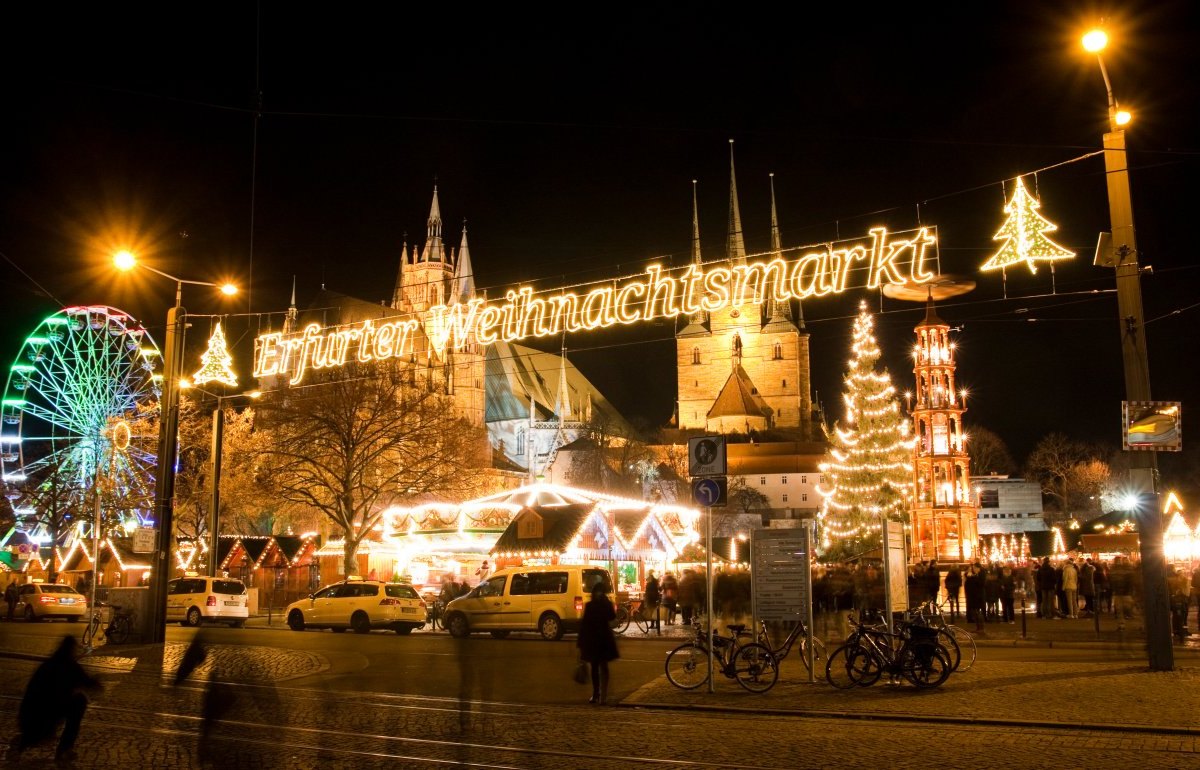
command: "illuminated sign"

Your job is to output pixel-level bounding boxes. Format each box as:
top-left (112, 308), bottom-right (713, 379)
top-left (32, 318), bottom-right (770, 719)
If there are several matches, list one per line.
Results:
top-left (255, 226), bottom-right (938, 384)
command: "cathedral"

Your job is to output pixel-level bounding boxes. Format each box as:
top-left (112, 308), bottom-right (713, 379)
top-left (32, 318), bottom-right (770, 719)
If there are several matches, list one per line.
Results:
top-left (676, 143), bottom-right (816, 439)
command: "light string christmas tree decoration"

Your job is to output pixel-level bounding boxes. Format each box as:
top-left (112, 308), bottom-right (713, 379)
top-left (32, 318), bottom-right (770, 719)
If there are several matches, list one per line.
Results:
top-left (192, 320), bottom-right (238, 387)
top-left (817, 302), bottom-right (914, 561)
top-left (981, 176), bottom-right (1074, 274)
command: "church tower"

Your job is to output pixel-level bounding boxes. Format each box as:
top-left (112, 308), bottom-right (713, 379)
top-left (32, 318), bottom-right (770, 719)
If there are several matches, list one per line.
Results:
top-left (910, 296), bottom-right (977, 561)
top-left (675, 142), bottom-right (813, 437)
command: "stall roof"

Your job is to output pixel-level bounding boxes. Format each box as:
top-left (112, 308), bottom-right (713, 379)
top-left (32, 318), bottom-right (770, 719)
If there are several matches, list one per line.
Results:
top-left (491, 504), bottom-right (592, 555)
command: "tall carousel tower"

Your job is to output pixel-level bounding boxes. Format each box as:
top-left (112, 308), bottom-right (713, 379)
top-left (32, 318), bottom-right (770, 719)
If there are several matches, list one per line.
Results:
top-left (909, 294), bottom-right (977, 562)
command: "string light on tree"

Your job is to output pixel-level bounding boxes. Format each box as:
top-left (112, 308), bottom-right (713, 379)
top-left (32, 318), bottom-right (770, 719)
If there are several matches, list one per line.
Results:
top-left (818, 302), bottom-right (914, 560)
top-left (981, 176), bottom-right (1074, 274)
top-left (192, 321), bottom-right (238, 388)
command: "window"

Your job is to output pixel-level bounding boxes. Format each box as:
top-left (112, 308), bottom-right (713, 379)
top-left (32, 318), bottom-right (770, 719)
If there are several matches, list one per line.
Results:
top-left (782, 379), bottom-right (787, 388)
top-left (782, 476), bottom-right (788, 484)
top-left (819, 475), bottom-right (826, 484)
top-left (516, 428), bottom-right (526, 457)
top-left (478, 576), bottom-right (507, 597)
top-left (801, 475), bottom-right (807, 484)
top-left (312, 585), bottom-right (338, 600)
top-left (386, 585), bottom-right (419, 599)
top-left (692, 347), bottom-right (701, 365)
top-left (802, 493), bottom-right (808, 502)
top-left (760, 477), bottom-right (766, 485)
top-left (214, 580), bottom-right (246, 595)
top-left (980, 490), bottom-right (1000, 508)
top-left (773, 342), bottom-right (782, 360)
top-left (510, 573), bottom-right (532, 595)
top-left (782, 494), bottom-right (788, 502)
top-left (533, 572), bottom-right (568, 594)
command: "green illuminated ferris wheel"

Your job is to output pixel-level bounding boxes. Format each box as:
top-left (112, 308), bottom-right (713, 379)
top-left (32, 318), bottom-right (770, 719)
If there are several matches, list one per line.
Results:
top-left (1, 306), bottom-right (162, 540)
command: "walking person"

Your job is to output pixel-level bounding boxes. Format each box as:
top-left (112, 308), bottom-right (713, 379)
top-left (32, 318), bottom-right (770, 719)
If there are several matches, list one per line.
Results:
top-left (983, 564), bottom-right (1000, 622)
top-left (1109, 556), bottom-right (1135, 630)
top-left (4, 580), bottom-right (16, 621)
top-left (678, 569), bottom-right (698, 625)
top-left (661, 572), bottom-right (679, 624)
top-left (999, 564), bottom-right (1016, 623)
top-left (576, 584), bottom-right (618, 705)
top-left (963, 563), bottom-right (986, 634)
top-left (1191, 564), bottom-right (1200, 634)
top-left (8, 636), bottom-right (102, 762)
top-left (944, 564), bottom-right (962, 622)
top-left (643, 570), bottom-right (661, 632)
top-left (1036, 557), bottom-right (1057, 619)
top-left (1168, 567), bottom-right (1190, 640)
top-left (925, 560), bottom-right (941, 607)
top-left (1079, 559), bottom-right (1097, 617)
top-left (1061, 558), bottom-right (1079, 619)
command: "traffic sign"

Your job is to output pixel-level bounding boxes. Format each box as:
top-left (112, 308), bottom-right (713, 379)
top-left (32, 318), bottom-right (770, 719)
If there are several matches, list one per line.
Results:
top-left (692, 477), bottom-right (727, 507)
top-left (688, 435), bottom-right (727, 477)
top-left (132, 527), bottom-right (156, 554)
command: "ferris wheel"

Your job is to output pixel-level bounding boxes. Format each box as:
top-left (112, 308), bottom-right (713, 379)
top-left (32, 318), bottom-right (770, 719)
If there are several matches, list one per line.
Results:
top-left (1, 306), bottom-right (162, 539)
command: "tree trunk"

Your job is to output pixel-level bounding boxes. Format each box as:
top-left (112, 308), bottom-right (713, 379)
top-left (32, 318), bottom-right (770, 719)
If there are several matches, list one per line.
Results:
top-left (343, 536), bottom-right (359, 578)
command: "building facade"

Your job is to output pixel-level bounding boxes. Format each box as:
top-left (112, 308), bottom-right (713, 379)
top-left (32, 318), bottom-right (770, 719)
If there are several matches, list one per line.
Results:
top-left (972, 476), bottom-right (1048, 535)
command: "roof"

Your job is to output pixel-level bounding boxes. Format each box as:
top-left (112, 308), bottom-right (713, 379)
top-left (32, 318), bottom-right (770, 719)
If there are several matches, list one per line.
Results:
top-left (490, 504), bottom-right (593, 555)
top-left (707, 365), bottom-right (769, 420)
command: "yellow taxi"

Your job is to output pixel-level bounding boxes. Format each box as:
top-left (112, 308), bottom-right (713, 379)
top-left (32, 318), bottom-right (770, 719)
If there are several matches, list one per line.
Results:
top-left (16, 580), bottom-right (88, 622)
top-left (285, 576), bottom-right (426, 635)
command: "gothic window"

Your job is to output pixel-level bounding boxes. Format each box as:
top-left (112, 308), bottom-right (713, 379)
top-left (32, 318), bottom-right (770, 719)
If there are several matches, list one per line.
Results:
top-left (773, 342), bottom-right (782, 360)
top-left (802, 493), bottom-right (808, 502)
top-left (801, 475), bottom-right (807, 484)
top-left (760, 477), bottom-right (766, 485)
top-left (692, 347), bottom-right (700, 365)
top-left (516, 429), bottom-right (526, 456)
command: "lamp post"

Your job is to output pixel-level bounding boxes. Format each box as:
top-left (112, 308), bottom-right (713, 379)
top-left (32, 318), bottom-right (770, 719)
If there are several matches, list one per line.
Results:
top-left (1081, 29), bottom-right (1173, 670)
top-left (113, 251), bottom-right (237, 644)
top-left (181, 383), bottom-right (260, 577)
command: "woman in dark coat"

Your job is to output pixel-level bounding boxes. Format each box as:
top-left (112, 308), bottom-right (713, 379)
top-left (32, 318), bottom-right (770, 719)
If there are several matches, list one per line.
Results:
top-left (577, 584), bottom-right (619, 704)
top-left (963, 563), bottom-right (986, 633)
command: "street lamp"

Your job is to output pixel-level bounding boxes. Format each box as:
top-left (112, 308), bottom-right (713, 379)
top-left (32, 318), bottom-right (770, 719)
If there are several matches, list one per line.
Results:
top-left (113, 250), bottom-right (237, 644)
top-left (180, 382), bottom-right (260, 576)
top-left (1081, 28), bottom-right (1173, 670)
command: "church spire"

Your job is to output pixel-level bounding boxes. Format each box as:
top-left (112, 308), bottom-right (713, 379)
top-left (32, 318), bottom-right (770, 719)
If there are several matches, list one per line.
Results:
top-left (422, 183), bottom-right (444, 262)
top-left (689, 179), bottom-right (709, 327)
top-left (556, 345), bottom-right (573, 427)
top-left (453, 218), bottom-right (475, 304)
top-left (766, 173), bottom-right (796, 325)
top-left (727, 139), bottom-right (746, 264)
top-left (283, 276), bottom-right (298, 335)
top-left (392, 233), bottom-right (409, 309)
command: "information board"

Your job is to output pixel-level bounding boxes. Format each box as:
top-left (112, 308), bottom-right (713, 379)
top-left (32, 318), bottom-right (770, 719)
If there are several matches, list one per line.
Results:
top-left (885, 520), bottom-right (908, 614)
top-left (132, 527), bottom-right (156, 554)
top-left (751, 526), bottom-right (813, 622)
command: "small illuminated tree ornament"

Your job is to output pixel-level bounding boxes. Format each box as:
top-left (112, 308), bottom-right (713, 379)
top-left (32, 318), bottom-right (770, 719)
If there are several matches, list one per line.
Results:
top-left (192, 321), bottom-right (238, 387)
top-left (981, 177), bottom-right (1074, 274)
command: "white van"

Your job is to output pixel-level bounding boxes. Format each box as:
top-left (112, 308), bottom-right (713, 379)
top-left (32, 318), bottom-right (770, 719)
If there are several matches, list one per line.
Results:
top-left (443, 564), bottom-right (612, 641)
top-left (166, 574), bottom-right (249, 627)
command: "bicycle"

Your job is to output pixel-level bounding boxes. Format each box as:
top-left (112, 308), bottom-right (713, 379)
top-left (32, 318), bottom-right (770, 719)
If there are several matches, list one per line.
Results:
top-left (613, 600), bottom-right (651, 635)
top-left (427, 599), bottom-right (445, 631)
top-left (664, 619), bottom-right (778, 693)
top-left (81, 605), bottom-right (105, 649)
top-left (106, 605), bottom-right (136, 644)
top-left (754, 615), bottom-right (827, 674)
top-left (911, 599), bottom-right (976, 673)
top-left (825, 613), bottom-right (952, 690)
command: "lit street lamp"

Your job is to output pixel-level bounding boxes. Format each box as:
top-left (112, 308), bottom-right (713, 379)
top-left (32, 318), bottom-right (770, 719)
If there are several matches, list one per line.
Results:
top-left (113, 250), bottom-right (237, 644)
top-left (1081, 28), bottom-right (1173, 670)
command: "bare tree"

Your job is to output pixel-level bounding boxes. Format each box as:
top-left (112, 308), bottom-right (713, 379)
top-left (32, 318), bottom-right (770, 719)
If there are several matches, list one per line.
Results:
top-left (255, 361), bottom-right (488, 575)
top-left (728, 475), bottom-right (771, 524)
top-left (1025, 433), bottom-right (1111, 520)
top-left (567, 413), bottom-right (650, 496)
top-left (966, 425), bottom-right (1016, 476)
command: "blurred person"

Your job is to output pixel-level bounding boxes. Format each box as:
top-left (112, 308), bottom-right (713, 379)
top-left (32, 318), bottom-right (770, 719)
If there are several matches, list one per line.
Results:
top-left (999, 564), bottom-right (1016, 623)
top-left (925, 559), bottom-right (941, 606)
top-left (678, 569), bottom-right (698, 625)
top-left (1168, 566), bottom-right (1190, 640)
top-left (1095, 560), bottom-right (1111, 614)
top-left (474, 560), bottom-right (490, 583)
top-left (576, 583), bottom-right (618, 704)
top-left (983, 563), bottom-right (1000, 622)
top-left (943, 564), bottom-right (962, 622)
top-left (643, 570), bottom-right (661, 632)
top-left (1079, 559), bottom-right (1097, 617)
top-left (9, 635), bottom-right (101, 763)
top-left (963, 563), bottom-right (985, 633)
top-left (1061, 558), bottom-right (1079, 619)
top-left (1036, 557), bottom-right (1057, 619)
top-left (4, 580), bottom-right (16, 621)
top-left (661, 572), bottom-right (679, 624)
top-left (1192, 563), bottom-right (1200, 633)
top-left (174, 633), bottom-right (234, 766)
top-left (1109, 556), bottom-right (1135, 629)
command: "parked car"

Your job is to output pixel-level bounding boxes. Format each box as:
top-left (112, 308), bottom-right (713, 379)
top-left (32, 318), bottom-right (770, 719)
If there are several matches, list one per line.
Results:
top-left (285, 577), bottom-right (426, 634)
top-left (166, 573), bottom-right (249, 627)
top-left (16, 581), bottom-right (88, 622)
top-left (443, 565), bottom-right (613, 641)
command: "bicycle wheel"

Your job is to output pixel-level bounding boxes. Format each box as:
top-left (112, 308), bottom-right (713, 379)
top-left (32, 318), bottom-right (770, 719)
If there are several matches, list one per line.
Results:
top-left (612, 605), bottom-right (632, 635)
top-left (733, 643), bottom-right (779, 693)
top-left (798, 636), bottom-right (828, 673)
top-left (901, 645), bottom-right (952, 689)
top-left (107, 616), bottom-right (130, 644)
top-left (935, 628), bottom-right (961, 671)
top-left (946, 625), bottom-right (977, 672)
top-left (665, 642), bottom-right (710, 689)
top-left (81, 614), bottom-right (97, 647)
top-left (825, 644), bottom-right (859, 689)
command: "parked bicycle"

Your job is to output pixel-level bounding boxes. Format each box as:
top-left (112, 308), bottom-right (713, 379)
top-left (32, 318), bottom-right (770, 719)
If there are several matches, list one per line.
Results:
top-left (753, 615), bottom-right (827, 674)
top-left (427, 599), bottom-right (445, 631)
top-left (825, 613), bottom-right (952, 690)
top-left (81, 605), bottom-right (105, 649)
top-left (665, 619), bottom-right (778, 693)
top-left (910, 599), bottom-right (976, 672)
top-left (81, 602), bottom-right (137, 648)
top-left (613, 600), bottom-right (651, 635)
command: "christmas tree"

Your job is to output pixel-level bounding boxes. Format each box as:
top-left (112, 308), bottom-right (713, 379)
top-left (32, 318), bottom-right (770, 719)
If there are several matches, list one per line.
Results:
top-left (818, 302), bottom-right (913, 561)
top-left (981, 176), bottom-right (1074, 274)
top-left (192, 321), bottom-right (238, 387)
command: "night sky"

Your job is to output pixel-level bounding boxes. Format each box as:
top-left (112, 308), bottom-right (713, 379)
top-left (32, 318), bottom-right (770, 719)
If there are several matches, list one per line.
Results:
top-left (2, 3), bottom-right (1197, 481)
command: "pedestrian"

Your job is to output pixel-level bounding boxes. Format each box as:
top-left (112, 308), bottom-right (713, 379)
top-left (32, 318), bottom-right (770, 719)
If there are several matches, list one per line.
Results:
top-left (999, 565), bottom-right (1016, 623)
top-left (475, 560), bottom-right (490, 584)
top-left (944, 564), bottom-right (962, 622)
top-left (1094, 561), bottom-right (1110, 614)
top-left (963, 563), bottom-right (986, 633)
top-left (1079, 559), bottom-right (1097, 616)
top-left (8, 635), bottom-right (102, 762)
top-left (983, 564), bottom-right (1000, 622)
top-left (1168, 566), bottom-right (1190, 640)
top-left (1191, 563), bottom-right (1200, 634)
top-left (925, 559), bottom-right (941, 606)
top-left (661, 572), bottom-right (679, 624)
top-left (576, 583), bottom-right (618, 705)
top-left (678, 569), bottom-right (697, 625)
top-left (4, 580), bottom-right (17, 621)
top-left (1036, 557), bottom-right (1057, 619)
top-left (1109, 556), bottom-right (1135, 629)
top-left (1061, 557), bottom-right (1079, 618)
top-left (643, 570), bottom-right (661, 632)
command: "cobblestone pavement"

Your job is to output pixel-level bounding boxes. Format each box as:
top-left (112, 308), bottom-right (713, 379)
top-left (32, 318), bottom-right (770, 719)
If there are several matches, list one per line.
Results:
top-left (85, 641), bottom-right (328, 682)
top-left (0, 667), bottom-right (1194, 769)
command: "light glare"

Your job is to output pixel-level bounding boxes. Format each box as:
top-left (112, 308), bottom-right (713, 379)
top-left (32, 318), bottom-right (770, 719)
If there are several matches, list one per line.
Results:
top-left (113, 250), bottom-right (137, 271)
top-left (1114, 110), bottom-right (1132, 126)
top-left (1082, 29), bottom-right (1108, 53)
